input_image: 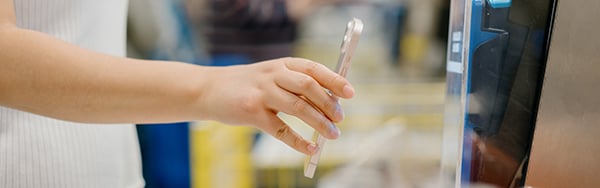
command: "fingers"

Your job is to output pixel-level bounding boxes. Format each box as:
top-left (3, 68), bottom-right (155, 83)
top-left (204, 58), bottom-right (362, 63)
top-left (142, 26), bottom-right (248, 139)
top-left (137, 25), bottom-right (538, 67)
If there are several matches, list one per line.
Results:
top-left (275, 71), bottom-right (344, 122)
top-left (266, 87), bottom-right (341, 140)
top-left (259, 114), bottom-right (319, 155)
top-left (282, 58), bottom-right (355, 99)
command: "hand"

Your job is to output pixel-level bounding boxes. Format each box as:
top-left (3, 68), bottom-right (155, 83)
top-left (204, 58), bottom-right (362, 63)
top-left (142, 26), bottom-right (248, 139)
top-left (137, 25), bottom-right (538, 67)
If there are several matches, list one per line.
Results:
top-left (199, 57), bottom-right (354, 155)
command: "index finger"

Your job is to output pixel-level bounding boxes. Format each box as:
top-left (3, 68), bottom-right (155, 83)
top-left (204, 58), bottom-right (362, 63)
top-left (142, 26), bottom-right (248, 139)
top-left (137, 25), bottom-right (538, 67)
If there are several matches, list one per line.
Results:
top-left (283, 57), bottom-right (355, 99)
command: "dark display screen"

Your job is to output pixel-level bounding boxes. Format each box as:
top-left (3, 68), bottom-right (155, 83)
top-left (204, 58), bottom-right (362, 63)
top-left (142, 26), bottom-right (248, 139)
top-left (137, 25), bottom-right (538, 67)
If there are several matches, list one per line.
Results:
top-left (462, 0), bottom-right (556, 186)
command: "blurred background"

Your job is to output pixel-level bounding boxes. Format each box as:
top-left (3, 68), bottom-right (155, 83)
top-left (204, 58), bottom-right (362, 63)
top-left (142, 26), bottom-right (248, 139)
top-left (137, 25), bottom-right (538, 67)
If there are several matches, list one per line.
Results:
top-left (126, 0), bottom-right (450, 187)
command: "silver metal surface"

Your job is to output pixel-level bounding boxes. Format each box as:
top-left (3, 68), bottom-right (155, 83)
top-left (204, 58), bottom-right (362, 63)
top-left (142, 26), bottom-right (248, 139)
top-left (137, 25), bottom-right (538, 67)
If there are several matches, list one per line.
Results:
top-left (525, 0), bottom-right (600, 187)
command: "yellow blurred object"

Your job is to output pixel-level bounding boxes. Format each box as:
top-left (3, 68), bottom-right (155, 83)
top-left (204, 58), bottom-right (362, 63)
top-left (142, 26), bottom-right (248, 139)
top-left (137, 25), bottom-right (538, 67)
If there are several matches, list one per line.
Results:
top-left (191, 121), bottom-right (255, 188)
top-left (400, 34), bottom-right (429, 63)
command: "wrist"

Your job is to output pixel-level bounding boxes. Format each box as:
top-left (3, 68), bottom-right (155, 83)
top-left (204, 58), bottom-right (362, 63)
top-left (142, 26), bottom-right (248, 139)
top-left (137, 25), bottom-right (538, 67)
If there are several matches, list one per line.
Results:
top-left (182, 65), bottom-right (221, 121)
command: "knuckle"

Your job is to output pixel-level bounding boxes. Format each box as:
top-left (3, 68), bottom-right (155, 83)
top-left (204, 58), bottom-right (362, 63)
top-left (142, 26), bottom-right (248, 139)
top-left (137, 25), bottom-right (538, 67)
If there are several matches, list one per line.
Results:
top-left (293, 137), bottom-right (305, 150)
top-left (330, 74), bottom-right (344, 86)
top-left (239, 92), bottom-right (262, 113)
top-left (261, 63), bottom-right (277, 74)
top-left (306, 61), bottom-right (321, 75)
top-left (298, 76), bottom-right (315, 90)
top-left (282, 57), bottom-right (298, 67)
top-left (322, 99), bottom-right (335, 113)
top-left (285, 57), bottom-right (300, 62)
top-left (291, 98), bottom-right (308, 114)
top-left (275, 125), bottom-right (291, 140)
top-left (315, 118), bottom-right (330, 132)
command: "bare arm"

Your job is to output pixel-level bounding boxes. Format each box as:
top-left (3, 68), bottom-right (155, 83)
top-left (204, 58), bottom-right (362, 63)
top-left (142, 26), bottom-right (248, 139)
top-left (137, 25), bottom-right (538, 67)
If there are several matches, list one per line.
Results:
top-left (0, 0), bottom-right (355, 155)
top-left (0, 2), bottom-right (213, 123)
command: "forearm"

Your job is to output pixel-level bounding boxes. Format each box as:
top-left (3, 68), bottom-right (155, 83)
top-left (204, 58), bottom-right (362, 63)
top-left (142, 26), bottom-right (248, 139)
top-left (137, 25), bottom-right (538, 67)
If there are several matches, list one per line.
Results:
top-left (0, 24), bottom-right (213, 123)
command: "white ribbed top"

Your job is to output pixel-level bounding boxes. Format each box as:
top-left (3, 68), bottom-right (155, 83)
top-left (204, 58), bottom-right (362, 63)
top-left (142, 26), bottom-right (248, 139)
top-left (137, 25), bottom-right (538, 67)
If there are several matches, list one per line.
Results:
top-left (1, 1), bottom-right (144, 187)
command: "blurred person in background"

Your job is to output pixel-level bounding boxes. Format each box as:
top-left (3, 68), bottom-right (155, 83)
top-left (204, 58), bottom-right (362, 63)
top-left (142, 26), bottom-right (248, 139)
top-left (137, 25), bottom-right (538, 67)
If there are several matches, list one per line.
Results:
top-left (184, 0), bottom-right (343, 65)
top-left (0, 0), bottom-right (354, 187)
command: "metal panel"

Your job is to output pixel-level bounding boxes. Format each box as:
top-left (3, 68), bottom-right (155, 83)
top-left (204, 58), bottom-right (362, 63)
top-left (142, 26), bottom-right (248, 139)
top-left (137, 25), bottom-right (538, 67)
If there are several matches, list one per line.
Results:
top-left (525, 0), bottom-right (600, 187)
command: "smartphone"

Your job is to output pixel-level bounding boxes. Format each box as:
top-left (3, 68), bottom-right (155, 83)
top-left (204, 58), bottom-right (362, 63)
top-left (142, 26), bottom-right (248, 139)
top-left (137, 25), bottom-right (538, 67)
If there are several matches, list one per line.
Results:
top-left (304, 18), bottom-right (363, 179)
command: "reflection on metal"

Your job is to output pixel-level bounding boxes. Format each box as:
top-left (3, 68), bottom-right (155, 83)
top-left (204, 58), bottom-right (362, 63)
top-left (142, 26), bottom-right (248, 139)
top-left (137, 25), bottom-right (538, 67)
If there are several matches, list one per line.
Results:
top-left (443, 0), bottom-right (555, 187)
top-left (525, 0), bottom-right (600, 187)
top-left (441, 0), bottom-right (467, 187)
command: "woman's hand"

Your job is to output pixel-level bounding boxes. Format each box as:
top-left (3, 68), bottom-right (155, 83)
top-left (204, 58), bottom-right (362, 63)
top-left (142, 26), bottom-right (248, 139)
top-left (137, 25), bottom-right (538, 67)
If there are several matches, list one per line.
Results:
top-left (199, 57), bottom-right (354, 155)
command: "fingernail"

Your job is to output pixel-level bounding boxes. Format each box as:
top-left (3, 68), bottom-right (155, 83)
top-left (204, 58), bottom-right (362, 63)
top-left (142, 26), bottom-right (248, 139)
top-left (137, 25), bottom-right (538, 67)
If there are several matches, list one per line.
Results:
top-left (329, 122), bottom-right (341, 138)
top-left (343, 85), bottom-right (355, 97)
top-left (334, 103), bottom-right (344, 121)
top-left (307, 143), bottom-right (319, 154)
